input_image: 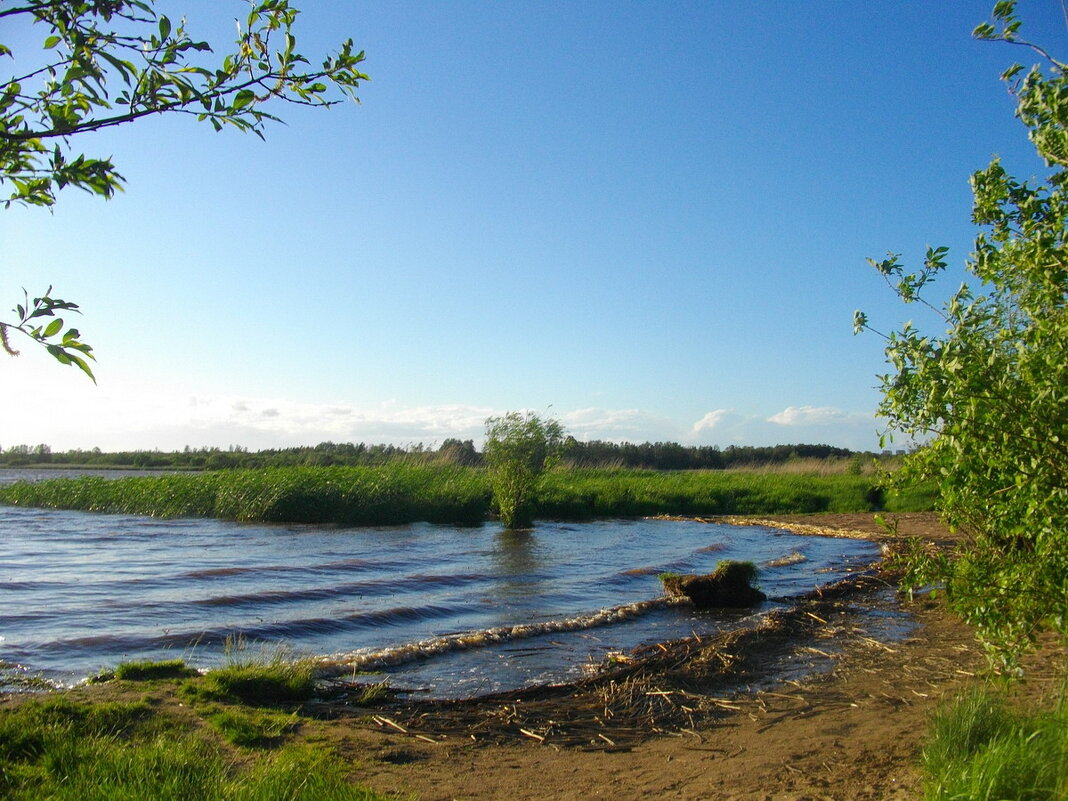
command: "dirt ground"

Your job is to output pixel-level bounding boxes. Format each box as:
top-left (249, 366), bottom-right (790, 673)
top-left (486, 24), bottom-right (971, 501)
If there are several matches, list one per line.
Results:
top-left (320, 513), bottom-right (1066, 801)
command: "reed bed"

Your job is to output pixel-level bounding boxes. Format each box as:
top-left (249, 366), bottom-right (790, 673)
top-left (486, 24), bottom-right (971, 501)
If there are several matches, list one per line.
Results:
top-left (0, 464), bottom-right (932, 525)
top-left (538, 468), bottom-right (927, 518)
top-left (0, 464), bottom-right (491, 526)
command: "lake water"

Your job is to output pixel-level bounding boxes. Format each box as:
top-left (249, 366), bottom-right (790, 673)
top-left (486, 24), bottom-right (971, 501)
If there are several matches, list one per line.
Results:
top-left (0, 488), bottom-right (883, 697)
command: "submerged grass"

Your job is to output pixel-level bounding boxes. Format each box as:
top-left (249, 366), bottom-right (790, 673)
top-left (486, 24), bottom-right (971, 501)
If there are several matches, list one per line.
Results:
top-left (0, 463), bottom-right (933, 525)
top-left (922, 685), bottom-right (1068, 800)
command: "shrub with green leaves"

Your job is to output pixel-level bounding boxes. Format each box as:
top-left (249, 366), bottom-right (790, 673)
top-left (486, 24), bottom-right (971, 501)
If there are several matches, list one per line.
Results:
top-left (856, 1), bottom-right (1068, 666)
top-left (484, 412), bottom-right (565, 529)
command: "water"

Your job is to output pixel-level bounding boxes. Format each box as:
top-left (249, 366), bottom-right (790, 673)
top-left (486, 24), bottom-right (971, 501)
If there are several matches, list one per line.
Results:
top-left (0, 502), bottom-right (882, 698)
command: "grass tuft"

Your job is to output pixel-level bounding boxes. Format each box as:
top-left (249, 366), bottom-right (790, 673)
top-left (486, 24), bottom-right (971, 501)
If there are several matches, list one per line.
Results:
top-left (205, 707), bottom-right (300, 748)
top-left (922, 685), bottom-right (1068, 800)
top-left (185, 640), bottom-right (317, 707)
top-left (114, 659), bottom-right (199, 682)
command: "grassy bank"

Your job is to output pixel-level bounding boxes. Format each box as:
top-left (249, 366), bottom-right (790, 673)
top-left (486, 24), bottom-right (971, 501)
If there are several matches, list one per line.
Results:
top-left (0, 656), bottom-right (387, 801)
top-left (539, 468), bottom-right (931, 518)
top-left (0, 464), bottom-right (934, 525)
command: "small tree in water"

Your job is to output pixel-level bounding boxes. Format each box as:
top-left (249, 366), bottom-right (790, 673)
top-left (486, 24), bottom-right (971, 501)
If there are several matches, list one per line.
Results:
top-left (484, 412), bottom-right (565, 529)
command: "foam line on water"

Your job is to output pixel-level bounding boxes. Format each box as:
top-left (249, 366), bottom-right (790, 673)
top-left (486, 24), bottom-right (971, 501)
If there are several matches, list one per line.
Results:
top-left (322, 595), bottom-right (686, 673)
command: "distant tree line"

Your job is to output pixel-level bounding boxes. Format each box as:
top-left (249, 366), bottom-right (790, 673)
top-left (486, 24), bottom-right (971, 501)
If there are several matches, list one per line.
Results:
top-left (0, 439), bottom-right (891, 472)
top-left (557, 439), bottom-right (858, 470)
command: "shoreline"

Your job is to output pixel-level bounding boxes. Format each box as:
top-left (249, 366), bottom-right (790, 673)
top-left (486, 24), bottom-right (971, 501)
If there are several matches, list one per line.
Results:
top-left (6, 512), bottom-right (1063, 800)
top-left (323, 512), bottom-right (1059, 800)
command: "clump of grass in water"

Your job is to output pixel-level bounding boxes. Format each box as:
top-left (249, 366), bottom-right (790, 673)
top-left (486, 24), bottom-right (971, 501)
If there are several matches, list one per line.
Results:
top-left (659, 560), bottom-right (765, 608)
top-left (185, 638), bottom-right (317, 707)
top-left (922, 685), bottom-right (1068, 800)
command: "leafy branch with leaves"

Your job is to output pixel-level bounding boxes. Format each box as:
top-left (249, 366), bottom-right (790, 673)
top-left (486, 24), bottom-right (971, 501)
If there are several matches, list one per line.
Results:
top-left (1, 0), bottom-right (369, 378)
top-left (856, 0), bottom-right (1068, 668)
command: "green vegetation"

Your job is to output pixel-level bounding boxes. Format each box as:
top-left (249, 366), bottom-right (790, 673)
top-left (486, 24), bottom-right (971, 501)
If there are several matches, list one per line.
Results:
top-left (857, 0), bottom-right (1068, 666)
top-left (484, 412), bottom-right (566, 529)
top-left (113, 659), bottom-right (198, 682)
top-left (856, 5), bottom-right (1067, 798)
top-left (539, 468), bottom-right (928, 518)
top-left (0, 463), bottom-right (491, 525)
top-left (921, 686), bottom-right (1068, 800)
top-left (660, 560), bottom-right (765, 608)
top-left (204, 707), bottom-right (301, 748)
top-left (0, 463), bottom-right (930, 524)
top-left (0, 693), bottom-right (385, 800)
top-left (183, 642), bottom-right (317, 707)
top-left (1, 1), bottom-right (367, 376)
top-left (0, 644), bottom-right (389, 798)
top-left (0, 438), bottom-right (897, 471)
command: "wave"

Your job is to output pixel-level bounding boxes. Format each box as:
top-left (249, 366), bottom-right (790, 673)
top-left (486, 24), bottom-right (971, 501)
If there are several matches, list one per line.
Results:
top-left (21, 602), bottom-right (472, 657)
top-left (193, 572), bottom-right (491, 609)
top-left (764, 551), bottom-right (808, 567)
top-left (321, 596), bottom-right (686, 673)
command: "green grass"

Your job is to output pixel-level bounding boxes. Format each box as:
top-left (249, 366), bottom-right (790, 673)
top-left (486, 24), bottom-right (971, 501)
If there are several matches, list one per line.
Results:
top-left (0, 463), bottom-right (934, 525)
top-left (538, 468), bottom-right (929, 518)
top-left (180, 640), bottom-right (318, 707)
top-left (0, 687), bottom-right (386, 800)
top-left (0, 463), bottom-right (492, 525)
top-left (921, 685), bottom-right (1068, 800)
top-left (204, 707), bottom-right (300, 747)
top-left (113, 659), bottom-right (199, 681)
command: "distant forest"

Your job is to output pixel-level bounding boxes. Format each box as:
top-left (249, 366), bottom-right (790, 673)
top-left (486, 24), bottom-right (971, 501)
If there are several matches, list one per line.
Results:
top-left (0, 439), bottom-right (897, 472)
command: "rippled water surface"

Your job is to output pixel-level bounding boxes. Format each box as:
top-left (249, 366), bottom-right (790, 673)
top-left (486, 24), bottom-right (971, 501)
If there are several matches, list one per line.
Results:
top-left (0, 497), bottom-right (881, 697)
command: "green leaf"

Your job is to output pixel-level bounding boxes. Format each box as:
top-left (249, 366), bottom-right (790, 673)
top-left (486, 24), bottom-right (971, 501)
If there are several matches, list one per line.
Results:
top-left (231, 89), bottom-right (256, 110)
top-left (43, 318), bottom-right (63, 338)
top-left (43, 35), bottom-right (62, 50)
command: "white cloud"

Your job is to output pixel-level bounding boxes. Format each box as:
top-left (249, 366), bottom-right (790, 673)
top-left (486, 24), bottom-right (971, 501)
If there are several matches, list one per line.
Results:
top-left (560, 407), bottom-right (681, 442)
top-left (768, 405), bottom-right (851, 426)
top-left (0, 359), bottom-right (883, 452)
top-left (692, 409), bottom-right (733, 432)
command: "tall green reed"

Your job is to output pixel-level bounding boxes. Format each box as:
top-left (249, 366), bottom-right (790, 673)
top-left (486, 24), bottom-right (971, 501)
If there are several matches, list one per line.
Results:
top-left (0, 464), bottom-right (929, 525)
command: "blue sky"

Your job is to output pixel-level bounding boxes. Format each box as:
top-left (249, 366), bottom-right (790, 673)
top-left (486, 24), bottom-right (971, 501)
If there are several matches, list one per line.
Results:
top-left (2, 1), bottom-right (1065, 452)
